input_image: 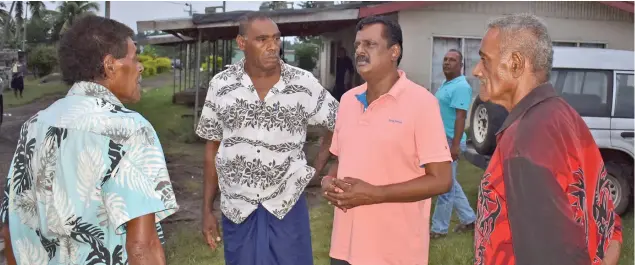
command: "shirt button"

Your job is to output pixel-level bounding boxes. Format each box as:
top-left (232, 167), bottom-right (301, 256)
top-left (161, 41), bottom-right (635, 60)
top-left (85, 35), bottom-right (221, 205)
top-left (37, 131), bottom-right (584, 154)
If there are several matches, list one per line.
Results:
top-left (256, 194), bottom-right (260, 198)
top-left (257, 149), bottom-right (260, 153)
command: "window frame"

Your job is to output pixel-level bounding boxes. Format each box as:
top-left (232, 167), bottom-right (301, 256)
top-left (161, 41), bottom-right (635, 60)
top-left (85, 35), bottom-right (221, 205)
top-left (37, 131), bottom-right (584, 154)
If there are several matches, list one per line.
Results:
top-left (612, 71), bottom-right (634, 119)
top-left (552, 41), bottom-right (607, 49)
top-left (551, 67), bottom-right (614, 118)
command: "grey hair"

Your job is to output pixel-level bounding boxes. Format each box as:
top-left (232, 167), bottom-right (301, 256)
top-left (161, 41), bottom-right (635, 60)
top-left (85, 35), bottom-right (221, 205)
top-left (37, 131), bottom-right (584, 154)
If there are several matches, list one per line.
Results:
top-left (487, 13), bottom-right (553, 81)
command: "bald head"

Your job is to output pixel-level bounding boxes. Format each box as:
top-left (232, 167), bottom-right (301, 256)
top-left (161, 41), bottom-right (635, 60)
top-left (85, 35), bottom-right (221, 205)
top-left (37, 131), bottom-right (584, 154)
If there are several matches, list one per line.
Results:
top-left (487, 13), bottom-right (553, 81)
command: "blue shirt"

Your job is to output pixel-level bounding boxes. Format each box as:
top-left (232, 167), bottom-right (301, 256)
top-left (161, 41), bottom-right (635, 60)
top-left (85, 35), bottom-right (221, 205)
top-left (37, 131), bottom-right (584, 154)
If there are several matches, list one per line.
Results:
top-left (434, 75), bottom-right (472, 142)
top-left (0, 81), bottom-right (179, 264)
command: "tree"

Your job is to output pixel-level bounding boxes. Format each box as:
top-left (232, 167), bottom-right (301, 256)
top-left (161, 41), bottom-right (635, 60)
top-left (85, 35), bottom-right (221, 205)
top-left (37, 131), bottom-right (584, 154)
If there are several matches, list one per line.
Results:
top-left (52, 1), bottom-right (100, 40)
top-left (0, 1), bottom-right (45, 49)
top-left (259, 1), bottom-right (291, 11)
top-left (294, 42), bottom-right (318, 72)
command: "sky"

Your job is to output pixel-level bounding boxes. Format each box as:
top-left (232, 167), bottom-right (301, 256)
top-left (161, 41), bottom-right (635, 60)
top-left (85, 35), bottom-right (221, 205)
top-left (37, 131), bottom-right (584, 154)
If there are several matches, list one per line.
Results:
top-left (42, 1), bottom-right (270, 33)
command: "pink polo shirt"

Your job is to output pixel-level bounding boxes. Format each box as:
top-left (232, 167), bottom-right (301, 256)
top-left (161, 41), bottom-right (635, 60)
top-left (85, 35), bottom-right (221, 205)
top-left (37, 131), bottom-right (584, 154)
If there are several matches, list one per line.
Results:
top-left (329, 70), bottom-right (451, 265)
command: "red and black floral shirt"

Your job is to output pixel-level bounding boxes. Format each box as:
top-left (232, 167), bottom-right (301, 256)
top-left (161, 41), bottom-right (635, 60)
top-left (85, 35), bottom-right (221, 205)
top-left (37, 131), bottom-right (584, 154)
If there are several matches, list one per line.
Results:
top-left (474, 84), bottom-right (623, 265)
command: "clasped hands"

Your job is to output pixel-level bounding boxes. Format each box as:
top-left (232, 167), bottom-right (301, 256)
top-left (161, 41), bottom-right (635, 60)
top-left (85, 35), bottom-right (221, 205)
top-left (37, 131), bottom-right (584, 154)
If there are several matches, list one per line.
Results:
top-left (321, 176), bottom-right (383, 212)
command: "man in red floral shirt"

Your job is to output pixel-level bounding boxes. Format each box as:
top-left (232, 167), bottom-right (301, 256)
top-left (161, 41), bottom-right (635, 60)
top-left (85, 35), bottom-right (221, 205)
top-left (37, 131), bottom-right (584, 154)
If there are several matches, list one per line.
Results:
top-left (471, 14), bottom-right (622, 265)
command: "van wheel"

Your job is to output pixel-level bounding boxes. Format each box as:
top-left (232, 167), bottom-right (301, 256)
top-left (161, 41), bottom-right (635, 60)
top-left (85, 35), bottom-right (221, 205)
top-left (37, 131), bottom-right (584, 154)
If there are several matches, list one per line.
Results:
top-left (605, 162), bottom-right (631, 216)
top-left (469, 98), bottom-right (506, 156)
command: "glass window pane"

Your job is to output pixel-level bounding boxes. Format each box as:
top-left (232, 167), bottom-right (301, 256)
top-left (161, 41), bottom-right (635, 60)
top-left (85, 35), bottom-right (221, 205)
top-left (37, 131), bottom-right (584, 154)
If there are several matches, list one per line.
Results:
top-left (553, 41), bottom-right (577, 47)
top-left (615, 74), bottom-right (634, 118)
top-left (464, 38), bottom-right (482, 100)
top-left (553, 69), bottom-right (612, 117)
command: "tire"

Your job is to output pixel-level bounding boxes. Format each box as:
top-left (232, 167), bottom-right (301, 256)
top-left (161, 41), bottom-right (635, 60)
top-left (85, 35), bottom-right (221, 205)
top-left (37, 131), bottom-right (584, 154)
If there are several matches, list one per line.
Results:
top-left (605, 162), bottom-right (631, 216)
top-left (469, 98), bottom-right (507, 156)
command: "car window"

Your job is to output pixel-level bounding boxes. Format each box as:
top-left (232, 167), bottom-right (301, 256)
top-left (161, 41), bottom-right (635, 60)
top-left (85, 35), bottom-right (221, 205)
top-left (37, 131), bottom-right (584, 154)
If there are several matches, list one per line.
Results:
top-left (551, 68), bottom-right (613, 117)
top-left (614, 73), bottom-right (634, 119)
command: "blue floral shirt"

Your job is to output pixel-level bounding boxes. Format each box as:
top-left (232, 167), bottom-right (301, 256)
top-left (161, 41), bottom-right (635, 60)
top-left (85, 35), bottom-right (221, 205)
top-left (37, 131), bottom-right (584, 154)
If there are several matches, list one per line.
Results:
top-left (0, 81), bottom-right (179, 265)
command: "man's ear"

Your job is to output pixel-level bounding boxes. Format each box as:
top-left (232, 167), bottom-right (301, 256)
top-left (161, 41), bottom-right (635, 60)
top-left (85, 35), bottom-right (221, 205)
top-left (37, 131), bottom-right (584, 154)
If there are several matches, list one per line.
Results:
top-left (391, 44), bottom-right (401, 62)
top-left (510, 51), bottom-right (525, 78)
top-left (103, 54), bottom-right (117, 79)
top-left (236, 35), bottom-right (246, 51)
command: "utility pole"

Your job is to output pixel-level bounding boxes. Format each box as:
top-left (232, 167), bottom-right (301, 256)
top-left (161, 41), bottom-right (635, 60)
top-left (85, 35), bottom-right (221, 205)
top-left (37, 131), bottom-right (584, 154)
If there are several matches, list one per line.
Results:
top-left (185, 3), bottom-right (193, 16)
top-left (105, 1), bottom-right (111, 18)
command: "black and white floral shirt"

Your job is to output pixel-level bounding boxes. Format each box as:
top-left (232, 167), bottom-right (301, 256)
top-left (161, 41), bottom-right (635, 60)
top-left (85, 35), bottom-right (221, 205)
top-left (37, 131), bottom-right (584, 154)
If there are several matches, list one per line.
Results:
top-left (196, 59), bottom-right (338, 223)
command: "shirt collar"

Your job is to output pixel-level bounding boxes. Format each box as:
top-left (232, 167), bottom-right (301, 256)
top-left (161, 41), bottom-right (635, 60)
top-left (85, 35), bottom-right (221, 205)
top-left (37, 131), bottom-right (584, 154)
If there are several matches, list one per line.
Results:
top-left (66, 81), bottom-right (124, 107)
top-left (444, 75), bottom-right (466, 84)
top-left (232, 58), bottom-right (293, 94)
top-left (496, 83), bottom-right (558, 135)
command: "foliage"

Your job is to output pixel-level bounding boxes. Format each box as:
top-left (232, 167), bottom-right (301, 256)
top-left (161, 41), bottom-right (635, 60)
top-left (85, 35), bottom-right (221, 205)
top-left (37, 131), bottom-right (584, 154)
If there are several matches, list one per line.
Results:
top-left (141, 45), bottom-right (158, 58)
top-left (259, 1), bottom-right (291, 11)
top-left (141, 56), bottom-right (171, 77)
top-left (154, 57), bottom-right (172, 74)
top-left (201, 56), bottom-right (224, 72)
top-left (27, 45), bottom-right (57, 77)
top-left (52, 1), bottom-right (100, 41)
top-left (294, 43), bottom-right (318, 72)
top-left (138, 54), bottom-right (153, 63)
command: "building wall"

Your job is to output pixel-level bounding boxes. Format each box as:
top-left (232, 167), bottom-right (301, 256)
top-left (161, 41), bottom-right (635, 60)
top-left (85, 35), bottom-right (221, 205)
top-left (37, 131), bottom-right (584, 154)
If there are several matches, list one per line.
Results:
top-left (399, 1), bottom-right (634, 89)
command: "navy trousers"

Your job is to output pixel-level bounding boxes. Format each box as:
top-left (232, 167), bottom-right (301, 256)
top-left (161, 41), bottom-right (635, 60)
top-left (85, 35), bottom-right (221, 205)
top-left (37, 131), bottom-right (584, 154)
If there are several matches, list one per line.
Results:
top-left (222, 195), bottom-right (314, 265)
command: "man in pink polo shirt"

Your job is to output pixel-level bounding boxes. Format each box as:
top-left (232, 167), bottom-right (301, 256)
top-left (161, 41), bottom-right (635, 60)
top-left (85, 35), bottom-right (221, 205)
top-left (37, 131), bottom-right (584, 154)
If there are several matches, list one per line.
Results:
top-left (322, 16), bottom-right (453, 265)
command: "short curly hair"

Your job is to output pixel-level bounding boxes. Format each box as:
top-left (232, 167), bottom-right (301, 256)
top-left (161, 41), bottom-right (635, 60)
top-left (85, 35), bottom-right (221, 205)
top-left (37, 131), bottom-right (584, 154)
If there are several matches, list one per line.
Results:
top-left (58, 15), bottom-right (135, 85)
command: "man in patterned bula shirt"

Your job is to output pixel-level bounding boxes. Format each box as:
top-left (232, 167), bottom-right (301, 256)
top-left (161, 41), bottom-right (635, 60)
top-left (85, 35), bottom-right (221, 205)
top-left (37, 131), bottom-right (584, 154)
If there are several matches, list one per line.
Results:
top-left (0, 16), bottom-right (179, 265)
top-left (195, 12), bottom-right (338, 265)
top-left (472, 14), bottom-right (622, 265)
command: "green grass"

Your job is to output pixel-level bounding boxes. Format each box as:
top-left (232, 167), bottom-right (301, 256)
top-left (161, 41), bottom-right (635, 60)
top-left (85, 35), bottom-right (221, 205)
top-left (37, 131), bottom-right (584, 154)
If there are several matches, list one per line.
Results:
top-left (124, 84), bottom-right (199, 154)
top-left (161, 160), bottom-right (634, 265)
top-left (2, 78), bottom-right (68, 107)
top-left (120, 85), bottom-right (633, 265)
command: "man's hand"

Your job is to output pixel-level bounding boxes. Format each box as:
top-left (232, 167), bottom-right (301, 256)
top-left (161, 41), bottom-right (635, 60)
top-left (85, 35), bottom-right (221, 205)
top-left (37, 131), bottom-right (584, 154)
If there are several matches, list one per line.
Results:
top-left (321, 176), bottom-right (347, 212)
top-left (601, 240), bottom-right (621, 265)
top-left (326, 177), bottom-right (382, 209)
top-left (450, 143), bottom-right (460, 161)
top-left (201, 211), bottom-right (222, 250)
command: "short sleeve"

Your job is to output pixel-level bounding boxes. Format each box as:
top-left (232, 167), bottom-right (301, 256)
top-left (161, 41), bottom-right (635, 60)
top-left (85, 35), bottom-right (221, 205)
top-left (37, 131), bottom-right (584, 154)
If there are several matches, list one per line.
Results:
top-left (450, 83), bottom-right (473, 111)
top-left (102, 128), bottom-right (179, 235)
top-left (329, 97), bottom-right (347, 157)
top-left (415, 97), bottom-right (452, 166)
top-left (196, 78), bottom-right (224, 141)
top-left (308, 77), bottom-right (339, 131)
top-left (0, 154), bottom-right (17, 224)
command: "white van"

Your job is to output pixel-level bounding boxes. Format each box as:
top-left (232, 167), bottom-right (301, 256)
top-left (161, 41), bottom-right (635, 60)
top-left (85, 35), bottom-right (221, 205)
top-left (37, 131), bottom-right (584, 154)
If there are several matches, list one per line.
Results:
top-left (465, 47), bottom-right (634, 215)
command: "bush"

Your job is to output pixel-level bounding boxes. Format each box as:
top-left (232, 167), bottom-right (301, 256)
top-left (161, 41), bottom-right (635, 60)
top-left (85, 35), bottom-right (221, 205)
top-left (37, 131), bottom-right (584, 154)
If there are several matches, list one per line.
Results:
top-left (201, 56), bottom-right (223, 72)
top-left (138, 54), bottom-right (153, 63)
top-left (142, 59), bottom-right (157, 78)
top-left (28, 45), bottom-right (58, 77)
top-left (154, 57), bottom-right (171, 74)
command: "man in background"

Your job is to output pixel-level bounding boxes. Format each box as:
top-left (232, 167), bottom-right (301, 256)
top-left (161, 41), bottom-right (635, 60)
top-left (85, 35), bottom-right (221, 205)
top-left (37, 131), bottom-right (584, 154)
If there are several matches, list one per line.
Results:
top-left (332, 47), bottom-right (354, 101)
top-left (472, 13), bottom-right (622, 265)
top-left (430, 49), bottom-right (477, 239)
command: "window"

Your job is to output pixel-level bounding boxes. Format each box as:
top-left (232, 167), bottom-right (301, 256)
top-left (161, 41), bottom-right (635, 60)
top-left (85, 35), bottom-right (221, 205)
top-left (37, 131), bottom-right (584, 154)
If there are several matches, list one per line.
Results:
top-left (550, 68), bottom-right (613, 117)
top-left (431, 36), bottom-right (481, 97)
top-left (614, 73), bottom-right (634, 118)
top-left (553, 41), bottom-right (606, 49)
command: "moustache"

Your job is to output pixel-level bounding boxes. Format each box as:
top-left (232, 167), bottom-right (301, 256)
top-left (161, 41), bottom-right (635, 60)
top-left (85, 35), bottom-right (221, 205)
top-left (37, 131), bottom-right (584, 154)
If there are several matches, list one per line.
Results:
top-left (356, 56), bottom-right (370, 64)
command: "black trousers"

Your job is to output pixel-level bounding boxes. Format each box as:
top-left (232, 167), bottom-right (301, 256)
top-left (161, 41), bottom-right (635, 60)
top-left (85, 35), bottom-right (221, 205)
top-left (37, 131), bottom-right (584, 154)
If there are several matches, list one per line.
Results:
top-left (331, 258), bottom-right (351, 265)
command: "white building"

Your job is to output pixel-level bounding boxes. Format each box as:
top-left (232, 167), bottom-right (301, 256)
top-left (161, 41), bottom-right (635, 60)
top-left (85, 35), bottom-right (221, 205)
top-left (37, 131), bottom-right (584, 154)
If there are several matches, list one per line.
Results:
top-left (318, 1), bottom-right (634, 95)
